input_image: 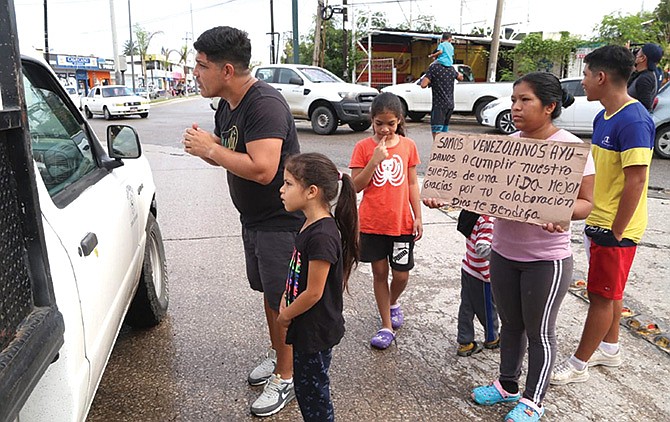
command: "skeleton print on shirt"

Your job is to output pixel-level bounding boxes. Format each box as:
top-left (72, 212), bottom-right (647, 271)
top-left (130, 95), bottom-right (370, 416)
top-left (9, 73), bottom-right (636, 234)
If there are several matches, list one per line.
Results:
top-left (373, 154), bottom-right (405, 187)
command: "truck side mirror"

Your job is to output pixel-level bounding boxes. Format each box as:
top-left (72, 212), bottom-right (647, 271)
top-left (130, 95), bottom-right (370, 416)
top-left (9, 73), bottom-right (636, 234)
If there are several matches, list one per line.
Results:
top-left (289, 77), bottom-right (304, 86)
top-left (107, 125), bottom-right (141, 159)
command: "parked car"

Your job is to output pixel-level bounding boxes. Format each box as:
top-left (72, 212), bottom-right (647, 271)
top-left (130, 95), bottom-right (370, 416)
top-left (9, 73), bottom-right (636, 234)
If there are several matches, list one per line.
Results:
top-left (480, 77), bottom-right (603, 136)
top-left (651, 83), bottom-right (670, 158)
top-left (3, 53), bottom-right (168, 420)
top-left (381, 65), bottom-right (513, 123)
top-left (63, 85), bottom-right (80, 104)
top-left (80, 85), bottom-right (150, 120)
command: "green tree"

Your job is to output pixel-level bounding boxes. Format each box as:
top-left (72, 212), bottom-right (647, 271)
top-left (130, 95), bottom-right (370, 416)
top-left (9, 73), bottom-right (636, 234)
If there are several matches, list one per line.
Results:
top-left (123, 40), bottom-right (138, 56)
top-left (510, 32), bottom-right (583, 77)
top-left (592, 12), bottom-right (662, 45)
top-left (134, 24), bottom-right (163, 86)
top-left (397, 14), bottom-right (449, 32)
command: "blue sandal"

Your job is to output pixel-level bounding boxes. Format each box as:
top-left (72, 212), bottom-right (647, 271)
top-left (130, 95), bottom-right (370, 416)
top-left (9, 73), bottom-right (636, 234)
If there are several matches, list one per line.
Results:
top-left (505, 398), bottom-right (544, 421)
top-left (471, 380), bottom-right (521, 405)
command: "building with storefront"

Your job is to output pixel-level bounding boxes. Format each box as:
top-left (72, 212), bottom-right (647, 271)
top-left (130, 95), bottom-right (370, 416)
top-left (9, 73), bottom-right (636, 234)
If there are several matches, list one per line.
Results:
top-left (47, 54), bottom-right (116, 95)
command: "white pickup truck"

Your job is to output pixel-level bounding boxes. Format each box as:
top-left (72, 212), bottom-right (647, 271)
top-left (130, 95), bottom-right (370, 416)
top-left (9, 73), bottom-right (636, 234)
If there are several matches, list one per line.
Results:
top-left (0, 48), bottom-right (168, 420)
top-left (381, 65), bottom-right (513, 123)
top-left (211, 64), bottom-right (379, 135)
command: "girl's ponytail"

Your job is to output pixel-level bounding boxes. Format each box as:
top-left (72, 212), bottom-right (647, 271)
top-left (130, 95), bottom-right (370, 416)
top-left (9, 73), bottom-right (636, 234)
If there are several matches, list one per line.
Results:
top-left (334, 173), bottom-right (359, 290)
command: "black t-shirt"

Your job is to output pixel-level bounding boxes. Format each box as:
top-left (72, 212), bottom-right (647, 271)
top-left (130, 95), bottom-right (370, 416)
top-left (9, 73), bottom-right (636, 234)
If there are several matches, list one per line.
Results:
top-left (285, 217), bottom-right (345, 353)
top-left (627, 69), bottom-right (657, 111)
top-left (425, 62), bottom-right (458, 109)
top-left (214, 80), bottom-right (303, 231)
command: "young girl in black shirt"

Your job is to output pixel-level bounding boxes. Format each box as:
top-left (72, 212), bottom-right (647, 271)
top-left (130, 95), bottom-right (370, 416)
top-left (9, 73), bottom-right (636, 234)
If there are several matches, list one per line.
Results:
top-left (278, 153), bottom-right (359, 421)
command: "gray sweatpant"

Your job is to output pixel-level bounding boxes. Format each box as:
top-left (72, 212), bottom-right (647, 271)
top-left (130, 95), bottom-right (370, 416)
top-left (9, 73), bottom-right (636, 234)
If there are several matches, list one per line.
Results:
top-left (490, 251), bottom-right (572, 405)
top-left (457, 270), bottom-right (499, 345)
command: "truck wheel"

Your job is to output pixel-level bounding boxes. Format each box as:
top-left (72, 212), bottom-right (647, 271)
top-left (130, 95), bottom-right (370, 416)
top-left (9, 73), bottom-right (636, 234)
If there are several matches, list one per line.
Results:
top-left (139, 112), bottom-right (149, 118)
top-left (474, 98), bottom-right (494, 124)
top-left (496, 110), bottom-right (516, 134)
top-left (311, 106), bottom-right (338, 135)
top-left (407, 111), bottom-right (427, 122)
top-left (103, 107), bottom-right (112, 120)
top-left (84, 106), bottom-right (93, 119)
top-left (125, 213), bottom-right (169, 328)
top-left (348, 121), bottom-right (371, 132)
top-left (655, 125), bottom-right (670, 159)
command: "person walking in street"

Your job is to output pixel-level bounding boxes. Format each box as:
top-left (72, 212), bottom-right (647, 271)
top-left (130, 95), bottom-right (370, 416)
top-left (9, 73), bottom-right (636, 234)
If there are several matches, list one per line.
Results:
top-left (181, 26), bottom-right (304, 417)
top-left (420, 59), bottom-right (463, 140)
top-left (428, 32), bottom-right (455, 68)
top-left (349, 92), bottom-right (423, 350)
top-left (467, 72), bottom-right (595, 422)
top-left (454, 211), bottom-right (500, 357)
top-left (277, 152), bottom-right (359, 422)
top-left (551, 45), bottom-right (654, 387)
top-left (627, 43), bottom-right (664, 111)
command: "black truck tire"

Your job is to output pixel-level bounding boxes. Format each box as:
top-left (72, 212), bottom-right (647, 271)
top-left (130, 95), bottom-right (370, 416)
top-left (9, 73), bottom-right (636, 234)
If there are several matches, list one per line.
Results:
top-left (125, 213), bottom-right (169, 328)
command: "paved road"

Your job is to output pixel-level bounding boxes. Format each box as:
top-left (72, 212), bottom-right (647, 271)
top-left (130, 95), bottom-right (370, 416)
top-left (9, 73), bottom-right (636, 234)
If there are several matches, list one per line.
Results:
top-left (87, 97), bottom-right (670, 421)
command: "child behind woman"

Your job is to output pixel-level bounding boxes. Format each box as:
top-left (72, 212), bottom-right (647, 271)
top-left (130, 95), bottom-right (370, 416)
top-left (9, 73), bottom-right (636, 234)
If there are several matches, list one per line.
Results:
top-left (456, 210), bottom-right (499, 357)
top-left (278, 152), bottom-right (359, 422)
top-left (349, 92), bottom-right (423, 350)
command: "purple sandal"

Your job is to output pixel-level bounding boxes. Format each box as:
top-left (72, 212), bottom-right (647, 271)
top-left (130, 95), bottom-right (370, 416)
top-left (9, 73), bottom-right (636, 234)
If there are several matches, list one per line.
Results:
top-left (390, 305), bottom-right (404, 329)
top-left (370, 328), bottom-right (396, 349)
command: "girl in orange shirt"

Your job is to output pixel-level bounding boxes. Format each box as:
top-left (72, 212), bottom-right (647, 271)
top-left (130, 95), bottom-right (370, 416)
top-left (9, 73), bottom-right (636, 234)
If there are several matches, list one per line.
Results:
top-left (349, 92), bottom-right (423, 349)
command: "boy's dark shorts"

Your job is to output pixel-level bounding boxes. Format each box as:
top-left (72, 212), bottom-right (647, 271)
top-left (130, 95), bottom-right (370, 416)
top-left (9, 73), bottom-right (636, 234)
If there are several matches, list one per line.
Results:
top-left (242, 227), bottom-right (297, 311)
top-left (431, 106), bottom-right (454, 133)
top-left (360, 233), bottom-right (415, 272)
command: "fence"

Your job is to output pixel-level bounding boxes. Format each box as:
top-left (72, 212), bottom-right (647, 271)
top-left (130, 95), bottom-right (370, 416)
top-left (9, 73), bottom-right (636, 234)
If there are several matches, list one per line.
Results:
top-left (355, 58), bottom-right (397, 90)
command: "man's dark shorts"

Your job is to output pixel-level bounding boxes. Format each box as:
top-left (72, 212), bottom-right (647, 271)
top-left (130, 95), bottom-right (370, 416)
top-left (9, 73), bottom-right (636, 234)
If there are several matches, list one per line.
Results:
top-left (242, 227), bottom-right (297, 311)
top-left (431, 106), bottom-right (454, 133)
top-left (360, 233), bottom-right (415, 272)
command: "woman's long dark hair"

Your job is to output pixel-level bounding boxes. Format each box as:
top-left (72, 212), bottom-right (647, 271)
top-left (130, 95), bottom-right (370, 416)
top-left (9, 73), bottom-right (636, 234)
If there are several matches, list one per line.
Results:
top-left (285, 153), bottom-right (359, 289)
top-left (513, 72), bottom-right (574, 119)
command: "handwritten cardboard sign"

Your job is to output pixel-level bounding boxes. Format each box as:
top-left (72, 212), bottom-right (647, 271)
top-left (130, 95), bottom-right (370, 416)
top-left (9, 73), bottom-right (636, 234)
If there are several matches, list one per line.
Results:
top-left (421, 132), bottom-right (590, 227)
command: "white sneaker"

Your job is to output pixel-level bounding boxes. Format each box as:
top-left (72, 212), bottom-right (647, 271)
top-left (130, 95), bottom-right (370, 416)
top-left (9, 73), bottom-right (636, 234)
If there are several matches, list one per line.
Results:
top-left (550, 360), bottom-right (590, 385)
top-left (589, 347), bottom-right (622, 367)
top-left (248, 349), bottom-right (277, 386)
top-left (250, 374), bottom-right (295, 417)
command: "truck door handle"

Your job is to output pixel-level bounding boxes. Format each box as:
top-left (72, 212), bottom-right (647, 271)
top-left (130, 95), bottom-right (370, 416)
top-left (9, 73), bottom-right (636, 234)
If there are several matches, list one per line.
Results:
top-left (276, 88), bottom-right (282, 91)
top-left (78, 232), bottom-right (98, 257)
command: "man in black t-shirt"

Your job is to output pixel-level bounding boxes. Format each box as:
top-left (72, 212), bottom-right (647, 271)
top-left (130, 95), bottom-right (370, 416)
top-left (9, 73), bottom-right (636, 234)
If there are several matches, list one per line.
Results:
top-left (182, 26), bottom-right (303, 417)
top-left (421, 61), bottom-right (463, 140)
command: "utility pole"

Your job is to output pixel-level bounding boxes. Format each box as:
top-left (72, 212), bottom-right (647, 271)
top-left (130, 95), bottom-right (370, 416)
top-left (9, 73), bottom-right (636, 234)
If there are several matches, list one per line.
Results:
top-left (292, 0), bottom-right (299, 63)
top-left (128, 0), bottom-right (136, 91)
top-left (342, 0), bottom-right (348, 79)
top-left (109, 0), bottom-right (121, 84)
top-left (487, 0), bottom-right (504, 83)
top-left (313, 0), bottom-right (323, 66)
top-left (269, 0), bottom-right (276, 64)
top-left (43, 0), bottom-right (49, 63)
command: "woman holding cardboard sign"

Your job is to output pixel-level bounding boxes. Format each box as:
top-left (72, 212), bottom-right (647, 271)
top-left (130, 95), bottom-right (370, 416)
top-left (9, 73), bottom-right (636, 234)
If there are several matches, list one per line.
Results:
top-left (465, 73), bottom-right (595, 422)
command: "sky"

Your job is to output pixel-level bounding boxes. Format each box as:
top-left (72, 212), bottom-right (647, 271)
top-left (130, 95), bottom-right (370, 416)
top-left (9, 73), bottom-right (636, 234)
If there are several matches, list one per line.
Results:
top-left (13, 0), bottom-right (660, 64)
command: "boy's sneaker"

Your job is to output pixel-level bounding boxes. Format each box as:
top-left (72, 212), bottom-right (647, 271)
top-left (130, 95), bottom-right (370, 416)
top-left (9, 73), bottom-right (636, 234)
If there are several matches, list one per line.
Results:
top-left (484, 338), bottom-right (500, 350)
top-left (390, 306), bottom-right (404, 329)
top-left (588, 347), bottom-right (622, 367)
top-left (248, 349), bottom-right (277, 386)
top-left (550, 360), bottom-right (589, 385)
top-left (250, 374), bottom-right (295, 417)
top-left (457, 341), bottom-right (483, 357)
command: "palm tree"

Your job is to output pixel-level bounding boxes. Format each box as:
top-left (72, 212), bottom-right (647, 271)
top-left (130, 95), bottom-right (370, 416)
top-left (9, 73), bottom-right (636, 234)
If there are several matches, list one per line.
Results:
top-left (123, 39), bottom-right (138, 56)
top-left (134, 24), bottom-right (162, 86)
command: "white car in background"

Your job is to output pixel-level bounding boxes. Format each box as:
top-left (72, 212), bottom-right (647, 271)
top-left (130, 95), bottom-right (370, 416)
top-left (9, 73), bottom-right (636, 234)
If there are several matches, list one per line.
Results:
top-left (63, 85), bottom-right (80, 104)
top-left (80, 85), bottom-right (150, 120)
top-left (481, 77), bottom-right (603, 135)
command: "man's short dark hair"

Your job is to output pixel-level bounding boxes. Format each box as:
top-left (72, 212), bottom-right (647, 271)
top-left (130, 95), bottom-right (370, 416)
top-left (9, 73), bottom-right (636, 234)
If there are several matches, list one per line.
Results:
top-left (584, 45), bottom-right (635, 84)
top-left (442, 32), bottom-right (452, 41)
top-left (193, 26), bottom-right (251, 71)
